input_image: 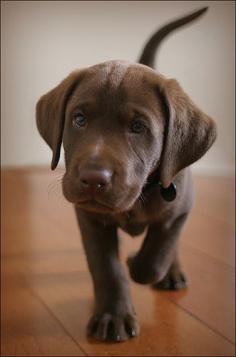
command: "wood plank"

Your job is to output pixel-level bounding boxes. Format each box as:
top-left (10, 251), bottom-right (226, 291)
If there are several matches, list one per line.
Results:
top-left (165, 244), bottom-right (235, 343)
top-left (182, 212), bottom-right (235, 266)
top-left (180, 175), bottom-right (235, 266)
top-left (1, 170), bottom-right (81, 255)
top-left (193, 175), bottom-right (235, 226)
top-left (2, 169), bottom-right (86, 356)
top-left (1, 261), bottom-right (85, 356)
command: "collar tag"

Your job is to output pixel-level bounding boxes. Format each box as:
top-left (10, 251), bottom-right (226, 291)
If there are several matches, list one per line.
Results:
top-left (159, 182), bottom-right (177, 202)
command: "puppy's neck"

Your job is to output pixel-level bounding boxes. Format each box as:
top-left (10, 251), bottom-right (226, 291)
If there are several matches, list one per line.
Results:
top-left (142, 171), bottom-right (177, 202)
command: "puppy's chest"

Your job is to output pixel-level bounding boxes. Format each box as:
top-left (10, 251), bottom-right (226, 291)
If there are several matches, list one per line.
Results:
top-left (117, 205), bottom-right (155, 236)
top-left (116, 194), bottom-right (169, 236)
top-left (118, 212), bottom-right (147, 236)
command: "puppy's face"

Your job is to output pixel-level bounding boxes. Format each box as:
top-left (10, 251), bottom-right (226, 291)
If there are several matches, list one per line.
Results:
top-left (62, 61), bottom-right (165, 213)
top-left (36, 60), bottom-right (216, 214)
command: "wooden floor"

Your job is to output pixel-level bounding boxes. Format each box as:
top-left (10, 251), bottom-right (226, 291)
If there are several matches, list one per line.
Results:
top-left (1, 167), bottom-right (235, 356)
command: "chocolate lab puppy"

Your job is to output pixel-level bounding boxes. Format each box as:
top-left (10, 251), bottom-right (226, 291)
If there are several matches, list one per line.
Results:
top-left (36, 7), bottom-right (216, 342)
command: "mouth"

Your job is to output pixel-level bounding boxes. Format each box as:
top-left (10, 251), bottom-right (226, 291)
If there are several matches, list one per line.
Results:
top-left (75, 199), bottom-right (119, 214)
top-left (75, 193), bottom-right (143, 214)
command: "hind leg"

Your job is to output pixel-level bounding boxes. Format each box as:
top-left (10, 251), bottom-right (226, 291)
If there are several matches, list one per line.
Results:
top-left (127, 213), bottom-right (188, 286)
top-left (152, 255), bottom-right (187, 290)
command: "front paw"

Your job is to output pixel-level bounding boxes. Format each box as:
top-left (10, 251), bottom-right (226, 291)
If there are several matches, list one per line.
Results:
top-left (153, 269), bottom-right (188, 290)
top-left (87, 311), bottom-right (140, 342)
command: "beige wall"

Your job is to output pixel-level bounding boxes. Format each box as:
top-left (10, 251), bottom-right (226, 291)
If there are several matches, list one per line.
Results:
top-left (1, 1), bottom-right (235, 175)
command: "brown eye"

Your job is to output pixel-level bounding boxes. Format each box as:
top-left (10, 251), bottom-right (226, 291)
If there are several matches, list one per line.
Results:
top-left (131, 119), bottom-right (146, 134)
top-left (73, 113), bottom-right (87, 128)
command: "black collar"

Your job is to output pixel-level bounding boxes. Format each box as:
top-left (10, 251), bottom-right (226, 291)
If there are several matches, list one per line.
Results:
top-left (142, 171), bottom-right (177, 202)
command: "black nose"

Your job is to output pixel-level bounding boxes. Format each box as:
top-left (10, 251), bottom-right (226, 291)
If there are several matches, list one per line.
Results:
top-left (79, 167), bottom-right (113, 193)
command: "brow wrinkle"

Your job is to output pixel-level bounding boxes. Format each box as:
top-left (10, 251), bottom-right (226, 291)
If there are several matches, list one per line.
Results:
top-left (102, 61), bottom-right (130, 92)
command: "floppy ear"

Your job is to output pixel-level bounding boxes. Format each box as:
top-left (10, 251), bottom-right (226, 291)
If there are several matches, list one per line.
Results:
top-left (36, 71), bottom-right (80, 170)
top-left (158, 78), bottom-right (217, 188)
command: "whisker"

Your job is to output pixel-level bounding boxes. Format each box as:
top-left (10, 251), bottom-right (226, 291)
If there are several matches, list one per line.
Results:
top-left (47, 174), bottom-right (64, 200)
top-left (125, 211), bottom-right (131, 220)
top-left (138, 192), bottom-right (146, 208)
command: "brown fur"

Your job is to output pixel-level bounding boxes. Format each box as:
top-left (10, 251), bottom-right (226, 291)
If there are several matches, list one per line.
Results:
top-left (36, 9), bottom-right (216, 342)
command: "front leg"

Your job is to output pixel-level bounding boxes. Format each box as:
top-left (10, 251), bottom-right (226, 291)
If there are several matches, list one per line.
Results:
top-left (75, 208), bottom-right (139, 342)
top-left (127, 213), bottom-right (188, 286)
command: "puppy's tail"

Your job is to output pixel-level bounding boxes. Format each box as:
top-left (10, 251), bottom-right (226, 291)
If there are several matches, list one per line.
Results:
top-left (138, 7), bottom-right (208, 68)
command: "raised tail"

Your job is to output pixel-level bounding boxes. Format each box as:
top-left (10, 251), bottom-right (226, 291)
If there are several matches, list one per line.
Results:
top-left (138, 7), bottom-right (208, 68)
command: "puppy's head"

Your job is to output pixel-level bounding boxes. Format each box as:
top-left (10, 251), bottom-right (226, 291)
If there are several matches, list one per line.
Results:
top-left (36, 61), bottom-right (216, 213)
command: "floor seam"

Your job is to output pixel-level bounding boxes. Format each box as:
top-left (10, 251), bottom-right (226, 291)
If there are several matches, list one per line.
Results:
top-left (180, 241), bottom-right (235, 270)
top-left (160, 294), bottom-right (235, 346)
top-left (193, 207), bottom-right (235, 228)
top-left (29, 288), bottom-right (89, 357)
